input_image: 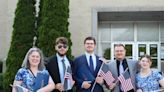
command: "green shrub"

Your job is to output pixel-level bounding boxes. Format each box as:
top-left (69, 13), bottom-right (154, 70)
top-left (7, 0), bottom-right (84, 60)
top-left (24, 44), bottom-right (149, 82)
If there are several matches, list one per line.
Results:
top-left (0, 61), bottom-right (2, 73)
top-left (103, 48), bottom-right (111, 60)
top-left (0, 73), bottom-right (3, 89)
top-left (3, 0), bottom-right (36, 91)
top-left (38, 0), bottom-right (73, 59)
top-left (4, 0), bottom-right (73, 91)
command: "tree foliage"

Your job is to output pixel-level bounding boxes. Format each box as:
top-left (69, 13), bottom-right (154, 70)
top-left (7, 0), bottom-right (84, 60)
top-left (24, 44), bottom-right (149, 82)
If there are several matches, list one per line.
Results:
top-left (3, 0), bottom-right (72, 91)
top-left (3, 0), bottom-right (36, 91)
top-left (38, 0), bottom-right (73, 59)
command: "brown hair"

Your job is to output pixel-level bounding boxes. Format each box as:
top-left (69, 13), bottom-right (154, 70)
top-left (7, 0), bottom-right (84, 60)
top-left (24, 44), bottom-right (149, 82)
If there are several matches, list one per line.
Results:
top-left (56, 37), bottom-right (68, 45)
top-left (84, 36), bottom-right (96, 44)
top-left (114, 44), bottom-right (126, 50)
top-left (140, 54), bottom-right (152, 62)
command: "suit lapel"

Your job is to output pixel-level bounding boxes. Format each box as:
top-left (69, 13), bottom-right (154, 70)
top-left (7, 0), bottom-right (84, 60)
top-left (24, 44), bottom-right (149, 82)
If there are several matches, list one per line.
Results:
top-left (113, 61), bottom-right (118, 78)
top-left (127, 60), bottom-right (133, 77)
top-left (95, 56), bottom-right (102, 74)
top-left (95, 56), bottom-right (99, 73)
top-left (126, 60), bottom-right (136, 88)
top-left (83, 54), bottom-right (99, 76)
top-left (83, 55), bottom-right (91, 71)
top-left (48, 56), bottom-right (61, 83)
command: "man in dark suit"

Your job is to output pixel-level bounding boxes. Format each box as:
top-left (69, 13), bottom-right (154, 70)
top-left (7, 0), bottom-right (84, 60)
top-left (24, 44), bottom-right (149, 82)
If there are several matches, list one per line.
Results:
top-left (46, 37), bottom-right (74, 92)
top-left (106, 44), bottom-right (138, 92)
top-left (73, 36), bottom-right (104, 92)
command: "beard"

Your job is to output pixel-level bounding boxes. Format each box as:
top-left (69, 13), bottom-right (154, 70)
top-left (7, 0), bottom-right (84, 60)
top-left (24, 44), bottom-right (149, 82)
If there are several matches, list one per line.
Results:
top-left (57, 52), bottom-right (66, 57)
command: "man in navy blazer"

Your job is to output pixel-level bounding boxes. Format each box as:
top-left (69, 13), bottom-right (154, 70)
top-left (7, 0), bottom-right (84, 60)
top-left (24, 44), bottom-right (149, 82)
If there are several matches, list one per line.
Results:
top-left (46, 37), bottom-right (74, 92)
top-left (73, 36), bottom-right (104, 92)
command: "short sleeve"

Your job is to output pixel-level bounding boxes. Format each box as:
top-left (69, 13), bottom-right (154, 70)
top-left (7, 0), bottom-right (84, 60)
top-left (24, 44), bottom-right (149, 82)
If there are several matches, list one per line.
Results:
top-left (41, 69), bottom-right (49, 75)
top-left (43, 69), bottom-right (50, 79)
top-left (15, 68), bottom-right (26, 81)
top-left (153, 71), bottom-right (163, 81)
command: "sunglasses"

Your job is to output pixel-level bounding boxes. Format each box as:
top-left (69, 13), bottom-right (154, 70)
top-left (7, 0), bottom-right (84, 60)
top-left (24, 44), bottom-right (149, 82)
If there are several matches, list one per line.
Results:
top-left (58, 45), bottom-right (67, 49)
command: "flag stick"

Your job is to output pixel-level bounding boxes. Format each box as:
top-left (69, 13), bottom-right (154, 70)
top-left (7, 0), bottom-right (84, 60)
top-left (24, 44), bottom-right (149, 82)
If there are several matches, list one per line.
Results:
top-left (41, 80), bottom-right (44, 88)
top-left (150, 88), bottom-right (164, 92)
top-left (10, 84), bottom-right (32, 92)
top-left (91, 62), bottom-right (105, 92)
top-left (63, 67), bottom-right (68, 92)
top-left (115, 67), bottom-right (129, 84)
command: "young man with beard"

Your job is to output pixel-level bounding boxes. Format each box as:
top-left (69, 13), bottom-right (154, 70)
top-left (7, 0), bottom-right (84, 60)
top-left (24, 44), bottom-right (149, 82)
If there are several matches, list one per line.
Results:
top-left (46, 37), bottom-right (74, 92)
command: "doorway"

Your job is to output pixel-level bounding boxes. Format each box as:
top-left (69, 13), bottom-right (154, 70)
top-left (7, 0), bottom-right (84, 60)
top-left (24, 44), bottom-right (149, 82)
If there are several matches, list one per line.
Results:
top-left (111, 42), bottom-right (159, 68)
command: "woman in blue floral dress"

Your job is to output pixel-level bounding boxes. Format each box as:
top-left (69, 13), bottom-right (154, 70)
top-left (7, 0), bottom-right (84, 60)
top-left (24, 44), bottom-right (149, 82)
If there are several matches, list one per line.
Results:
top-left (12, 47), bottom-right (55, 92)
top-left (136, 54), bottom-right (164, 92)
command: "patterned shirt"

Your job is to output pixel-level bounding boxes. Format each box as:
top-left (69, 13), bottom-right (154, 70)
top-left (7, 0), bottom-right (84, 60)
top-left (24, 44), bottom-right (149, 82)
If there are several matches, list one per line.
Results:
top-left (136, 70), bottom-right (163, 92)
top-left (15, 68), bottom-right (49, 92)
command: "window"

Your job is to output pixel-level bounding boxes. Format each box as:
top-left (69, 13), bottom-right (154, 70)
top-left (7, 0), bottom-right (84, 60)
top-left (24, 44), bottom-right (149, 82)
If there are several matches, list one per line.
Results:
top-left (111, 23), bottom-right (134, 41)
top-left (137, 22), bottom-right (159, 41)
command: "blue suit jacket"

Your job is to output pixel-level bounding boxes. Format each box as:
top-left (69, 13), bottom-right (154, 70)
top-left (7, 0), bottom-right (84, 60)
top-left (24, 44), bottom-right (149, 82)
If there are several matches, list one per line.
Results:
top-left (73, 54), bottom-right (104, 92)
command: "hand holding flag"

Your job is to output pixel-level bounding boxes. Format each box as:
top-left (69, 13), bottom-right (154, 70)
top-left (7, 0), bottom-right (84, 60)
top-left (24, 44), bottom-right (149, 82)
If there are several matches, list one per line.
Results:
top-left (117, 68), bottom-right (134, 92)
top-left (63, 66), bottom-right (74, 91)
top-left (98, 63), bottom-right (115, 86)
top-left (91, 62), bottom-right (115, 92)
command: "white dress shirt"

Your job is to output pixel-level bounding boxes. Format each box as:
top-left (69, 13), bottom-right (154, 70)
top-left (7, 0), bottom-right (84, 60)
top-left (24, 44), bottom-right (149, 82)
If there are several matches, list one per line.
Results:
top-left (56, 53), bottom-right (72, 90)
top-left (85, 52), bottom-right (97, 70)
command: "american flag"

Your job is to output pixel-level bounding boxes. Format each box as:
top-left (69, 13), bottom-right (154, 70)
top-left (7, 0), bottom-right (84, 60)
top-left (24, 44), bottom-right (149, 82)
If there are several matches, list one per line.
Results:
top-left (64, 66), bottom-right (73, 90)
top-left (118, 69), bottom-right (133, 92)
top-left (98, 63), bottom-right (115, 86)
top-left (162, 72), bottom-right (164, 77)
top-left (10, 84), bottom-right (31, 92)
top-left (64, 66), bottom-right (73, 80)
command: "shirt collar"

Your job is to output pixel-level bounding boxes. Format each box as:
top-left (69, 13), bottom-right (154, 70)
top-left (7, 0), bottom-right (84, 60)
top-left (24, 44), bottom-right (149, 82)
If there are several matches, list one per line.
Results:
top-left (85, 52), bottom-right (94, 57)
top-left (56, 53), bottom-right (66, 62)
top-left (116, 58), bottom-right (126, 65)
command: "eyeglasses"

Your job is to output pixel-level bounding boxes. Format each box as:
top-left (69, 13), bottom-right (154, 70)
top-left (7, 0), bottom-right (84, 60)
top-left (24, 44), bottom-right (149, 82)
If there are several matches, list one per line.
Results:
top-left (85, 43), bottom-right (95, 45)
top-left (58, 45), bottom-right (67, 49)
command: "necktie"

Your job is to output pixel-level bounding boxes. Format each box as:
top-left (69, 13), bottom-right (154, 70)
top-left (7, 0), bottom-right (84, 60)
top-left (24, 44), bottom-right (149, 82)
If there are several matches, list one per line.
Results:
top-left (119, 61), bottom-right (124, 75)
top-left (61, 59), bottom-right (66, 74)
top-left (61, 59), bottom-right (68, 90)
top-left (89, 55), bottom-right (94, 73)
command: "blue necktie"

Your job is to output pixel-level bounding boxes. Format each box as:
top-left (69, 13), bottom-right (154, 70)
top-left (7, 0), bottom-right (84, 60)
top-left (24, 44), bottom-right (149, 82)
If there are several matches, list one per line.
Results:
top-left (89, 55), bottom-right (94, 74)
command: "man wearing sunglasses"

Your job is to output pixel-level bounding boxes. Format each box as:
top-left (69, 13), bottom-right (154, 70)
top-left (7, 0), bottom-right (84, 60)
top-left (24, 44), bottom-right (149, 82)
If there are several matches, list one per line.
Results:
top-left (46, 37), bottom-right (74, 92)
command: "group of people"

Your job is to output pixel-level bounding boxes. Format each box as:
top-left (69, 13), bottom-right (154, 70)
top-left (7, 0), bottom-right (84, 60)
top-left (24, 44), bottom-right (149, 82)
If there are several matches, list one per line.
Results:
top-left (12, 36), bottom-right (164, 92)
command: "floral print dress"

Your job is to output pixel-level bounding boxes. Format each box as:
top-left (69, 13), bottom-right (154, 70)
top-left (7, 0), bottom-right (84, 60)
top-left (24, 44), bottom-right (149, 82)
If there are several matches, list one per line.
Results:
top-left (15, 68), bottom-right (49, 92)
top-left (136, 70), bottom-right (163, 92)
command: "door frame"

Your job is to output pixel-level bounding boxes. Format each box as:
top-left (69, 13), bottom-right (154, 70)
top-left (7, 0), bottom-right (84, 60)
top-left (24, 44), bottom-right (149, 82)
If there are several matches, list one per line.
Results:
top-left (136, 42), bottom-right (160, 69)
top-left (111, 42), bottom-right (135, 60)
top-left (111, 42), bottom-right (160, 69)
